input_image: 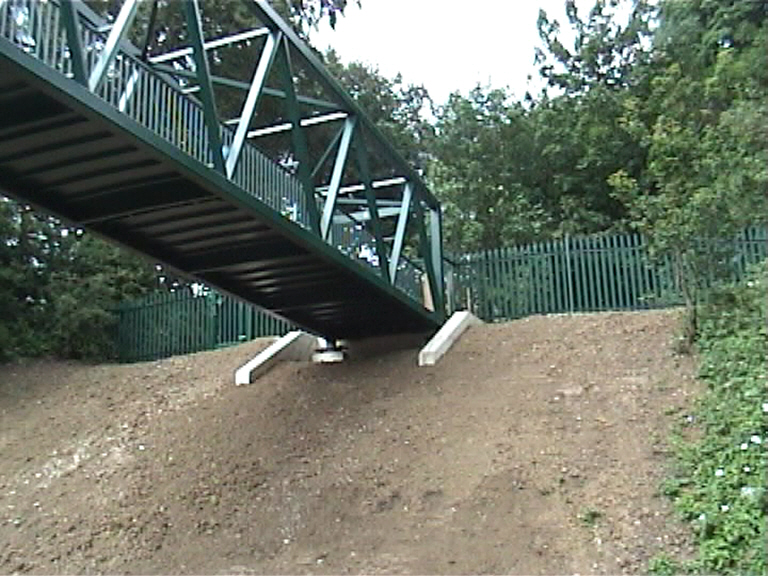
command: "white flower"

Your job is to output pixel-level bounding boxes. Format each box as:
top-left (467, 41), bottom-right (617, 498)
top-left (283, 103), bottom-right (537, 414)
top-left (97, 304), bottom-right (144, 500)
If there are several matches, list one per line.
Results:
top-left (715, 468), bottom-right (725, 477)
top-left (750, 435), bottom-right (762, 445)
top-left (741, 486), bottom-right (757, 498)
top-left (720, 504), bottom-right (730, 512)
top-left (744, 466), bottom-right (752, 473)
top-left (762, 402), bottom-right (768, 414)
top-left (740, 442), bottom-right (749, 450)
top-left (698, 513), bottom-right (707, 522)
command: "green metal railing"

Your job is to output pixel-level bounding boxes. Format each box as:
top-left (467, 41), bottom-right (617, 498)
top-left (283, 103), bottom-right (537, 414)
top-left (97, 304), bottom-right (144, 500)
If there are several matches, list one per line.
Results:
top-left (117, 290), bottom-right (294, 363)
top-left (451, 226), bottom-right (768, 322)
top-left (0, 0), bottom-right (442, 318)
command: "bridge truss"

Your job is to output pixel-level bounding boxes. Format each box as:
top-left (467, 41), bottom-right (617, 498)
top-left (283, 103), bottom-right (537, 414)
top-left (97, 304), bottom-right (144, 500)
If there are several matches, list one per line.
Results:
top-left (0, 0), bottom-right (445, 339)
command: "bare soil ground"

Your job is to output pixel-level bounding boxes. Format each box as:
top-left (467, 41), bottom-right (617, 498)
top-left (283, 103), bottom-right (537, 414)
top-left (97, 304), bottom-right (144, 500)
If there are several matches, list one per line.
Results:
top-left (0, 310), bottom-right (699, 575)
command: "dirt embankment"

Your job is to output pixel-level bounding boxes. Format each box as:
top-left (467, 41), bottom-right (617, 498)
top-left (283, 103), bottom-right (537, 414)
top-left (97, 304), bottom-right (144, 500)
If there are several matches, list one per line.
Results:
top-left (0, 310), bottom-right (698, 574)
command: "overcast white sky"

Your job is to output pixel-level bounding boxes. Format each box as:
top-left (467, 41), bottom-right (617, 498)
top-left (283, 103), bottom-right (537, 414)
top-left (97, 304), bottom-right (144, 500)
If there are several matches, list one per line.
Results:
top-left (313, 0), bottom-right (597, 104)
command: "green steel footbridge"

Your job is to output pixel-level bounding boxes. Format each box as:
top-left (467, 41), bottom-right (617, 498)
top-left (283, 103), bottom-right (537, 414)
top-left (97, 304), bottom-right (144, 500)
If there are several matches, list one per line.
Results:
top-left (0, 0), bottom-right (445, 341)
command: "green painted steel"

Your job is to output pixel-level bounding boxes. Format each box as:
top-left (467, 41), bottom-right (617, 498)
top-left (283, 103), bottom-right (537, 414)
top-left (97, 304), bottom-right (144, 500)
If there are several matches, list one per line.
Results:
top-left (448, 227), bottom-right (767, 322)
top-left (0, 0), bottom-right (444, 340)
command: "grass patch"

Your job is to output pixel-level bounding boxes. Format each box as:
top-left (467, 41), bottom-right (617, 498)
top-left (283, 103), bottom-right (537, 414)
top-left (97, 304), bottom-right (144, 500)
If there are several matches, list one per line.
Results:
top-left (578, 507), bottom-right (602, 527)
top-left (653, 263), bottom-right (767, 574)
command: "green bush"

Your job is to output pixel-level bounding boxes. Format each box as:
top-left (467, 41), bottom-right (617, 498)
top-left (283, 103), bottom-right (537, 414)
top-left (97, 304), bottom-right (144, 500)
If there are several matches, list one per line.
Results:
top-left (657, 262), bottom-right (767, 574)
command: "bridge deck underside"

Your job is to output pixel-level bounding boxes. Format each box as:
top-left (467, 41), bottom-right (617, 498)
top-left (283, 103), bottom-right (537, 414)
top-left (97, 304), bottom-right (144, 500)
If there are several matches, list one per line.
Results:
top-left (0, 53), bottom-right (439, 340)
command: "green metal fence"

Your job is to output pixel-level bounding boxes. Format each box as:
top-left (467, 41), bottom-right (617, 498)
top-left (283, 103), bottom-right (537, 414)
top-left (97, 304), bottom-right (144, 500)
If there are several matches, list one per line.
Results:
top-left (118, 226), bottom-right (767, 361)
top-left (451, 226), bottom-right (768, 322)
top-left (117, 291), bottom-right (293, 363)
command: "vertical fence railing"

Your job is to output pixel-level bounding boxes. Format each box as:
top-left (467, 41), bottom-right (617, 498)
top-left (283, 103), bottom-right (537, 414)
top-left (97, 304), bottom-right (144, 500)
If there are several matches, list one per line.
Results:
top-left (454, 226), bottom-right (767, 322)
top-left (117, 290), bottom-right (294, 363)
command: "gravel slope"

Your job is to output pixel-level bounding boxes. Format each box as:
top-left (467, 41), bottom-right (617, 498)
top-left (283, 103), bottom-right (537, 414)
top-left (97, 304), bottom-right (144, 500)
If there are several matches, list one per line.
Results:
top-left (0, 310), bottom-right (698, 574)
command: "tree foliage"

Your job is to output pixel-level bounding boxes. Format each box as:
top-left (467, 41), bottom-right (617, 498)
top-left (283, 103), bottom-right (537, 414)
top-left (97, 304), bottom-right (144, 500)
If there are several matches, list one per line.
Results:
top-left (429, 88), bottom-right (550, 251)
top-left (610, 0), bottom-right (768, 330)
top-left (0, 198), bottom-right (160, 360)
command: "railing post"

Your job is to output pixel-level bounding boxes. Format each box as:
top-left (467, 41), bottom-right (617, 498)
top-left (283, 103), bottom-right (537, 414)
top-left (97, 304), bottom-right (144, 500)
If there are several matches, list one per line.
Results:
top-left (59, 0), bottom-right (87, 86)
top-left (565, 234), bottom-right (574, 314)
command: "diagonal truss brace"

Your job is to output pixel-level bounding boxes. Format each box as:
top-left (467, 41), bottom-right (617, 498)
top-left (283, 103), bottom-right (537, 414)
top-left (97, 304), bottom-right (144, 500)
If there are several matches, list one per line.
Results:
top-left (355, 138), bottom-right (390, 283)
top-left (389, 183), bottom-right (413, 284)
top-left (225, 30), bottom-right (282, 178)
top-left (320, 117), bottom-right (356, 240)
top-left (184, 0), bottom-right (225, 173)
top-left (311, 124), bottom-right (344, 179)
top-left (88, 0), bottom-right (139, 93)
top-left (274, 36), bottom-right (320, 234)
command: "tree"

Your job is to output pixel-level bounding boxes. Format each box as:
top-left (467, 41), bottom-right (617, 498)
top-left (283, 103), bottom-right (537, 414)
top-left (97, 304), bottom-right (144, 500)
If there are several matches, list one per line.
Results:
top-left (429, 87), bottom-right (551, 252)
top-left (529, 0), bottom-right (654, 234)
top-left (610, 0), bottom-right (768, 337)
top-left (0, 194), bottom-right (160, 360)
top-left (535, 0), bottom-right (654, 95)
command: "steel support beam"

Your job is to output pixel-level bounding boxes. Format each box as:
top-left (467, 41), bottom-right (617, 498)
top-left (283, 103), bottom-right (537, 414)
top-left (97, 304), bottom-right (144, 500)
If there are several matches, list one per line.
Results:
top-left (320, 117), bottom-right (355, 240)
top-left (416, 201), bottom-right (442, 315)
top-left (148, 28), bottom-right (271, 64)
top-left (225, 31), bottom-right (281, 178)
top-left (184, 0), bottom-right (225, 173)
top-left (429, 207), bottom-right (445, 314)
top-left (59, 0), bottom-right (87, 86)
top-left (355, 137), bottom-right (390, 283)
top-left (149, 65), bottom-right (340, 111)
top-left (316, 176), bottom-right (407, 197)
top-left (311, 124), bottom-right (344, 179)
top-left (389, 183), bottom-right (412, 283)
top-left (244, 111), bottom-right (346, 139)
top-left (332, 206), bottom-right (400, 224)
top-left (335, 198), bottom-right (402, 207)
top-left (274, 37), bottom-right (320, 234)
top-left (88, 0), bottom-right (139, 93)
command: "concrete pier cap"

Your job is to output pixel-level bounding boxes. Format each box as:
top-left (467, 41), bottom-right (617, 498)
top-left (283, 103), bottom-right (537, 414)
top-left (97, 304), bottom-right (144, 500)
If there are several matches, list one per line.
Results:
top-left (418, 311), bottom-right (483, 367)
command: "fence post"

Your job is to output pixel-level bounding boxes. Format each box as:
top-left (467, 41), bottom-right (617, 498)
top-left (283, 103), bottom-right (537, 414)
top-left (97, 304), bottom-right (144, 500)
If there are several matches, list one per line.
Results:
top-left (564, 234), bottom-right (574, 314)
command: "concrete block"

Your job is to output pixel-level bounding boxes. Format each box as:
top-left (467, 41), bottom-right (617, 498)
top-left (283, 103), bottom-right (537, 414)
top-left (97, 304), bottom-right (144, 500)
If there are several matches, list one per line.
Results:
top-left (418, 311), bottom-right (483, 366)
top-left (234, 331), bottom-right (316, 385)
